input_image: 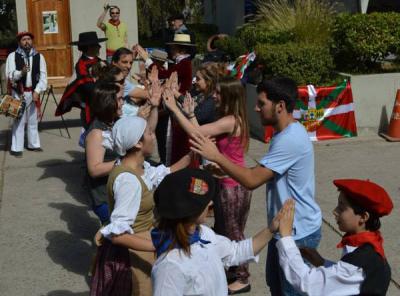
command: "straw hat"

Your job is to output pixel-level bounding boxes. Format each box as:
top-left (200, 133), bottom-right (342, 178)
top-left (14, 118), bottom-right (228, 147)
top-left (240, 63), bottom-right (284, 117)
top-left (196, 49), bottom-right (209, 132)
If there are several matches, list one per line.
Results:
top-left (166, 33), bottom-right (196, 47)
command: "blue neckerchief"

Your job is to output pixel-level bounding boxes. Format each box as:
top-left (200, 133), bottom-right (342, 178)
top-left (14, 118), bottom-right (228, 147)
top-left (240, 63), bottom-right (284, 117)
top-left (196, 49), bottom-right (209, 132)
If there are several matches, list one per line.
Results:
top-left (151, 227), bottom-right (210, 257)
top-left (16, 46), bottom-right (38, 58)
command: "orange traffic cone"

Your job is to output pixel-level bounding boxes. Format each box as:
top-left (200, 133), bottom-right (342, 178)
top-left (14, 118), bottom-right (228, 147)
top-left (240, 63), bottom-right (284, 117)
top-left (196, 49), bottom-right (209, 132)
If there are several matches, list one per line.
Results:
top-left (380, 89), bottom-right (400, 141)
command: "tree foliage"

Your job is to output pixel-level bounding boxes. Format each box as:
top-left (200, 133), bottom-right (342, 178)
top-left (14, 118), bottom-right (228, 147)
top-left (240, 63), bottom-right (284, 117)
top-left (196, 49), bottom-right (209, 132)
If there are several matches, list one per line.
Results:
top-left (137, 0), bottom-right (203, 40)
top-left (0, 0), bottom-right (17, 48)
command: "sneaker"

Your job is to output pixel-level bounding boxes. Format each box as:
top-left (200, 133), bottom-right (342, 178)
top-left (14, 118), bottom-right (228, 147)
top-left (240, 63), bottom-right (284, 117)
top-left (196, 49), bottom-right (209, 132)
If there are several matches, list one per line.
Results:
top-left (10, 151), bottom-right (23, 158)
top-left (27, 147), bottom-right (43, 152)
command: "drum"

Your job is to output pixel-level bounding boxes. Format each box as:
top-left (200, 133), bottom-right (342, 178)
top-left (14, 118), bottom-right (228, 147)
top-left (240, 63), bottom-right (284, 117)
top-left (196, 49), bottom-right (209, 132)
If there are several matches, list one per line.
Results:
top-left (0, 95), bottom-right (26, 120)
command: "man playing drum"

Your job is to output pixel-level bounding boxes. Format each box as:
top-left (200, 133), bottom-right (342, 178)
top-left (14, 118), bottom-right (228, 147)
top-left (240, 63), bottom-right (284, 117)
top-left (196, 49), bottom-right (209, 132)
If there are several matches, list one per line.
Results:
top-left (5, 32), bottom-right (47, 158)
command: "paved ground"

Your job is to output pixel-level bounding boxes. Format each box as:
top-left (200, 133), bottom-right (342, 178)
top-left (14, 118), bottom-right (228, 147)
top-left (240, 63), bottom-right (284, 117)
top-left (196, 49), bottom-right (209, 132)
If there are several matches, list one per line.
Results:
top-left (0, 96), bottom-right (398, 295)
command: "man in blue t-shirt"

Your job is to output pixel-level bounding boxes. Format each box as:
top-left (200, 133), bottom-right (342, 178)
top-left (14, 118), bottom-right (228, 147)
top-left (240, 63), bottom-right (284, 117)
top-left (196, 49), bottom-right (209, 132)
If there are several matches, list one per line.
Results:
top-left (190, 77), bottom-right (322, 296)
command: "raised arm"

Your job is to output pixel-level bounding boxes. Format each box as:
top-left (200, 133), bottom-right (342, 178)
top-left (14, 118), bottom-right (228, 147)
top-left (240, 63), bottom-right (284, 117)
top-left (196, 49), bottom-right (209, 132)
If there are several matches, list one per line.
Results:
top-left (169, 152), bottom-right (193, 172)
top-left (251, 199), bottom-right (291, 254)
top-left (97, 3), bottom-right (108, 31)
top-left (163, 89), bottom-right (232, 137)
top-left (189, 133), bottom-right (274, 190)
top-left (277, 200), bottom-right (364, 295)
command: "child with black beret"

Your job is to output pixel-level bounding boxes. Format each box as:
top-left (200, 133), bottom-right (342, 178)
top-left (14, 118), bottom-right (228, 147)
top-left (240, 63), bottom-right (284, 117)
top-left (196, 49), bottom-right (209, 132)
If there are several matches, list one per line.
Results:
top-left (151, 168), bottom-right (292, 296)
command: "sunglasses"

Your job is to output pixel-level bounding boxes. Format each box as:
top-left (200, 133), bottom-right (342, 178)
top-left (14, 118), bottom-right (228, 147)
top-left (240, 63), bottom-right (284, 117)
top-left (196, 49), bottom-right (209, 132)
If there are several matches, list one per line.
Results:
top-left (111, 12), bottom-right (120, 15)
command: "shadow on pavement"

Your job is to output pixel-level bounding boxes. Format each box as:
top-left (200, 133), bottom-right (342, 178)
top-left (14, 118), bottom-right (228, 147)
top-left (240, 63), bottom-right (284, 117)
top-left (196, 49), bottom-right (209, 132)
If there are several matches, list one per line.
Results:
top-left (46, 290), bottom-right (88, 295)
top-left (0, 129), bottom-right (10, 151)
top-left (39, 118), bottom-right (82, 131)
top-left (37, 150), bottom-right (99, 286)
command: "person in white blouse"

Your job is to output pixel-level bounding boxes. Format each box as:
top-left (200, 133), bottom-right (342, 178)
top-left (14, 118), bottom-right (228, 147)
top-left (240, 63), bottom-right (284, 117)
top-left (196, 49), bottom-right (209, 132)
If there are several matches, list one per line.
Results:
top-left (151, 168), bottom-right (293, 296)
top-left (85, 69), bottom-right (160, 225)
top-left (90, 115), bottom-right (193, 296)
top-left (6, 31), bottom-right (47, 157)
top-left (276, 179), bottom-right (392, 296)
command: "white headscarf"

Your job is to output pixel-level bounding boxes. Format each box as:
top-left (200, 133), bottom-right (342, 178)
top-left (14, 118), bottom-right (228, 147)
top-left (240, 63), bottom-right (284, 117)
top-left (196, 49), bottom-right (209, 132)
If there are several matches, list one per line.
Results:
top-left (112, 116), bottom-right (147, 156)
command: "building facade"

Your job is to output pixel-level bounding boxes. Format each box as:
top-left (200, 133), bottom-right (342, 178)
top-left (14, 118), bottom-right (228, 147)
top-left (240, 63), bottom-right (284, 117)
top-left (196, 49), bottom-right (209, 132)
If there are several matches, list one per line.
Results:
top-left (15, 0), bottom-right (138, 80)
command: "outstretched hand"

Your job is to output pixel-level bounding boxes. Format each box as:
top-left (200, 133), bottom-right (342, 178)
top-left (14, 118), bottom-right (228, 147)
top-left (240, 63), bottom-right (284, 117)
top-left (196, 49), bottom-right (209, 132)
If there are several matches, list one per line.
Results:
top-left (203, 162), bottom-right (226, 178)
top-left (169, 71), bottom-right (179, 93)
top-left (137, 104), bottom-right (152, 119)
top-left (189, 132), bottom-right (220, 163)
top-left (148, 66), bottom-right (159, 84)
top-left (183, 92), bottom-right (195, 115)
top-left (149, 80), bottom-right (162, 107)
top-left (162, 88), bottom-right (178, 111)
top-left (134, 44), bottom-right (149, 61)
top-left (279, 199), bottom-right (295, 237)
top-left (269, 199), bottom-right (294, 233)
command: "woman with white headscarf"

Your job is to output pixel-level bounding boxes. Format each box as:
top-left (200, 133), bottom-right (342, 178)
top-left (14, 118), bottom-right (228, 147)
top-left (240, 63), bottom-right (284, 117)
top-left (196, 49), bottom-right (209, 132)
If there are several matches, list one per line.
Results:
top-left (90, 116), bottom-right (193, 296)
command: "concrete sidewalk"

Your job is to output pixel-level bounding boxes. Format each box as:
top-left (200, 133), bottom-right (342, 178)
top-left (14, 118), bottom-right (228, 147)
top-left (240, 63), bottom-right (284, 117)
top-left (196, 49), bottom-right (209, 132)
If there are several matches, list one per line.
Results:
top-left (0, 97), bottom-right (398, 295)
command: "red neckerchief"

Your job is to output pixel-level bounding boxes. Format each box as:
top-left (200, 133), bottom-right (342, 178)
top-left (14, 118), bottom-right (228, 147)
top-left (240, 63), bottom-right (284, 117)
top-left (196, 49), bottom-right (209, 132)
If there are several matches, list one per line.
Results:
top-left (108, 19), bottom-right (121, 27)
top-left (337, 231), bottom-right (385, 258)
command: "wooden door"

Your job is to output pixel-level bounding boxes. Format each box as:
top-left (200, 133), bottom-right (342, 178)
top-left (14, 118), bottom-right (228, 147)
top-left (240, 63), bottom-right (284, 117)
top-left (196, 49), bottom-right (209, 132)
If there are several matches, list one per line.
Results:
top-left (26, 0), bottom-right (72, 78)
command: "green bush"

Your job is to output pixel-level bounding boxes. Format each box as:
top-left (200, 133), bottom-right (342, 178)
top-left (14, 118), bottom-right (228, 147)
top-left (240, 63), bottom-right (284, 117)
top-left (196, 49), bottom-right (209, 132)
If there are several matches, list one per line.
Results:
top-left (236, 24), bottom-right (294, 48)
top-left (214, 37), bottom-right (247, 60)
top-left (333, 12), bottom-right (400, 73)
top-left (256, 42), bottom-right (335, 85)
top-left (187, 23), bottom-right (219, 54)
top-left (254, 0), bottom-right (335, 45)
top-left (214, 24), bottom-right (293, 61)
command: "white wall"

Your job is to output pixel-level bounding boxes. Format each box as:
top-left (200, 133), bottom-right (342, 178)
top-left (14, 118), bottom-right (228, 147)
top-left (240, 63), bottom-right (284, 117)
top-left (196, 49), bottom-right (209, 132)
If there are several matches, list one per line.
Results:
top-left (15, 0), bottom-right (28, 32)
top-left (69, 0), bottom-right (138, 64)
top-left (16, 0), bottom-right (138, 66)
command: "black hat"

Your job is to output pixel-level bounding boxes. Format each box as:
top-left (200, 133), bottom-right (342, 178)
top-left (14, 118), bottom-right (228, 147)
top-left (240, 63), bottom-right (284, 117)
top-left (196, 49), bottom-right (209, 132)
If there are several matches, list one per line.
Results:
top-left (170, 13), bottom-right (185, 21)
top-left (154, 168), bottom-right (217, 219)
top-left (70, 31), bottom-right (107, 46)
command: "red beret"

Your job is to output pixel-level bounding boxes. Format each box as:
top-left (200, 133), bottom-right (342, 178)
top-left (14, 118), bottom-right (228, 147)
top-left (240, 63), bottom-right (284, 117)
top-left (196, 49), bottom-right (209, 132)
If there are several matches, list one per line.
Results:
top-left (333, 179), bottom-right (393, 217)
top-left (16, 31), bottom-right (34, 41)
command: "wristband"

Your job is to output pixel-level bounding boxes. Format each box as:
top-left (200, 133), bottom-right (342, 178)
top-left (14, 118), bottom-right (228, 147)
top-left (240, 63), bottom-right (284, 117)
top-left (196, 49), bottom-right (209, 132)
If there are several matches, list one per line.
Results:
top-left (188, 113), bottom-right (195, 119)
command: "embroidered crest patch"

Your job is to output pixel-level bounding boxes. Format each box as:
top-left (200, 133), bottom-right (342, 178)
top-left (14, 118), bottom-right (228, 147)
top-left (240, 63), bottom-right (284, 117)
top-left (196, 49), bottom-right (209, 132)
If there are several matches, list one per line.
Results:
top-left (189, 177), bottom-right (209, 195)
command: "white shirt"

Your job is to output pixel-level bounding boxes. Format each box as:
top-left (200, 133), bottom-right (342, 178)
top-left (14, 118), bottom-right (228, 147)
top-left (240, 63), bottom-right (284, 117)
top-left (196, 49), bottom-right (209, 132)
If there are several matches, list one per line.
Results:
top-left (100, 161), bottom-right (170, 238)
top-left (152, 225), bottom-right (258, 296)
top-left (276, 236), bottom-right (365, 296)
top-left (5, 51), bottom-right (47, 95)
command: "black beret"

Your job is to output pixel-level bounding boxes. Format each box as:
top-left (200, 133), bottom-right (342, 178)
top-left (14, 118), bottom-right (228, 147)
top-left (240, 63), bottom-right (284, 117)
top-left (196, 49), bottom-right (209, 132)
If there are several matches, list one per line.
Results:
top-left (170, 13), bottom-right (185, 21)
top-left (154, 168), bottom-right (217, 219)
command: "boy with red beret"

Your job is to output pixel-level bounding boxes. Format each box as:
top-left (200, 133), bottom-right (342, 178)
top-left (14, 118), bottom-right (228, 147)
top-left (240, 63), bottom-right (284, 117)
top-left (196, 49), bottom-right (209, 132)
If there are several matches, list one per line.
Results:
top-left (277, 179), bottom-right (393, 296)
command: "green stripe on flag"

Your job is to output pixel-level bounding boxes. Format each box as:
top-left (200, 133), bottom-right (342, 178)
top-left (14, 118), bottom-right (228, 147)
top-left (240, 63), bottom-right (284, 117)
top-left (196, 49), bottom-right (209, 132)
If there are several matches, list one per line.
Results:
top-left (323, 119), bottom-right (356, 137)
top-left (317, 80), bottom-right (347, 109)
top-left (295, 99), bottom-right (308, 110)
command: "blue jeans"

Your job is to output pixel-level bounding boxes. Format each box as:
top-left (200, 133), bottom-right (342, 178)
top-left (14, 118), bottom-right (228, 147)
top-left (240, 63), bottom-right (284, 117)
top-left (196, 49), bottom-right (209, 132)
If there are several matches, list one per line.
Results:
top-left (266, 228), bottom-right (321, 296)
top-left (93, 203), bottom-right (110, 225)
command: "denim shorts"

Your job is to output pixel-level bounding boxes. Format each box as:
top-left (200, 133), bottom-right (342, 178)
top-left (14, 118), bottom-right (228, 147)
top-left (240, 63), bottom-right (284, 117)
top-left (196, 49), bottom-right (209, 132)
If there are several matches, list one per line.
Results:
top-left (266, 227), bottom-right (322, 296)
